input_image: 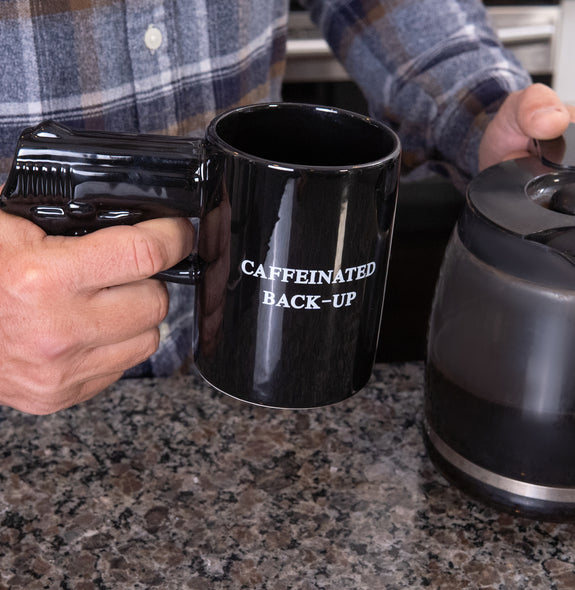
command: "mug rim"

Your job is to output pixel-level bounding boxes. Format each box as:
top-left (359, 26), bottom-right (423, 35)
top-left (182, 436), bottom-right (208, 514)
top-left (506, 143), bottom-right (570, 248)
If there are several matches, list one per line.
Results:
top-left (206, 102), bottom-right (401, 172)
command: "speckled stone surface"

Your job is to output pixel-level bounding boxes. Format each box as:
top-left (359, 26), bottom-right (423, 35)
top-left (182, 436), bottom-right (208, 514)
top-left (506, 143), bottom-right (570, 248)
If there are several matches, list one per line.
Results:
top-left (1, 362), bottom-right (575, 589)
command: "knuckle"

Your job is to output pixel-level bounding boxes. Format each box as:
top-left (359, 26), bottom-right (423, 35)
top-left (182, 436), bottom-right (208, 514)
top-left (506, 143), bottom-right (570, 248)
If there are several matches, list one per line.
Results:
top-left (130, 229), bottom-right (167, 277)
top-left (20, 370), bottom-right (69, 415)
top-left (122, 329), bottom-right (162, 371)
top-left (149, 328), bottom-right (161, 354)
top-left (33, 324), bottom-right (75, 363)
top-left (134, 329), bottom-right (161, 364)
top-left (152, 283), bottom-right (170, 323)
top-left (10, 261), bottom-right (57, 304)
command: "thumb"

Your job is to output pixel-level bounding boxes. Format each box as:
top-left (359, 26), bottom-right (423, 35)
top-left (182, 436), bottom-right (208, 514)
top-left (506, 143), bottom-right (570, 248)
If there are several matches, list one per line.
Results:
top-left (517, 83), bottom-right (573, 139)
top-left (478, 84), bottom-right (573, 171)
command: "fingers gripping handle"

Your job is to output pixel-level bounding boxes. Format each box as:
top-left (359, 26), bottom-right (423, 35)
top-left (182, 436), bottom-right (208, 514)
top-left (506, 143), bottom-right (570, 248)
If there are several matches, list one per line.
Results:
top-left (0, 121), bottom-right (207, 284)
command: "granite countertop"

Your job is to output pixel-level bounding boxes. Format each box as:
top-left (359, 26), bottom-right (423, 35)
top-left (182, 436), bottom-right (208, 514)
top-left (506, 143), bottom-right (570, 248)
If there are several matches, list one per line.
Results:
top-left (1, 362), bottom-right (575, 589)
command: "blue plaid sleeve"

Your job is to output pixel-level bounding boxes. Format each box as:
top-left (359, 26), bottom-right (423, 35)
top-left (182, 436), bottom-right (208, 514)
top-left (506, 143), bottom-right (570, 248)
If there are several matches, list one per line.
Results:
top-left (301, 0), bottom-right (532, 187)
top-left (0, 0), bottom-right (288, 183)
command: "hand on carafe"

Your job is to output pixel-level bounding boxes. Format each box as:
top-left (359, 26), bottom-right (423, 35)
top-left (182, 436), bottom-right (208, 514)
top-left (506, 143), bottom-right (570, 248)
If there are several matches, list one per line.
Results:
top-left (479, 83), bottom-right (575, 171)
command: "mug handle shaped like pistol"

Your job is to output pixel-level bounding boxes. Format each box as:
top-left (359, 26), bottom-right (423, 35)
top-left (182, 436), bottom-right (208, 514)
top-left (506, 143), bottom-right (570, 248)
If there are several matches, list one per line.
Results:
top-left (0, 121), bottom-right (207, 284)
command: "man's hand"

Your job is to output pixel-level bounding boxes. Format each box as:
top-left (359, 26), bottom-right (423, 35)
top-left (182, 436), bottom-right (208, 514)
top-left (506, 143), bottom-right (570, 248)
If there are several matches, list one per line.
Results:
top-left (0, 213), bottom-right (194, 415)
top-left (479, 83), bottom-right (575, 171)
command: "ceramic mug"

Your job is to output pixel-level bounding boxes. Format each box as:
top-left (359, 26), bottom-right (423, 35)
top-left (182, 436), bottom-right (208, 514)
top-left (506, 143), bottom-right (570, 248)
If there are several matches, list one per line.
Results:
top-left (1, 103), bottom-right (401, 407)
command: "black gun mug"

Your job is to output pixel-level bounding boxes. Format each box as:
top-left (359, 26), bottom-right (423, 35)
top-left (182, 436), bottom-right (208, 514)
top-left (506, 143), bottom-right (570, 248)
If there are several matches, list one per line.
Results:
top-left (1, 103), bottom-right (400, 408)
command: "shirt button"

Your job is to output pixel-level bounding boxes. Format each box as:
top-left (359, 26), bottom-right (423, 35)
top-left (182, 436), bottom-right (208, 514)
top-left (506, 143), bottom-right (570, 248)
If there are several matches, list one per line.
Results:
top-left (144, 24), bottom-right (163, 52)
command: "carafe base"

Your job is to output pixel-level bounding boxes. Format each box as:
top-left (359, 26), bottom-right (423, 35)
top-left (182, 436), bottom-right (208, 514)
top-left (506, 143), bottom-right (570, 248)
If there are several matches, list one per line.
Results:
top-left (424, 422), bottom-right (575, 521)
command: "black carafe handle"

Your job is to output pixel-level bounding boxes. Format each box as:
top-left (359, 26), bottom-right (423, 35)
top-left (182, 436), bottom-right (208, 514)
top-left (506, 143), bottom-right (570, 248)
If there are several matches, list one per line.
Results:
top-left (531, 123), bottom-right (575, 172)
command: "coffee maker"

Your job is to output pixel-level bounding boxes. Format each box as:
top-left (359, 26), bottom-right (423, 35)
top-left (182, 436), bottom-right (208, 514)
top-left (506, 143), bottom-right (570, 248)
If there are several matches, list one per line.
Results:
top-left (425, 126), bottom-right (575, 520)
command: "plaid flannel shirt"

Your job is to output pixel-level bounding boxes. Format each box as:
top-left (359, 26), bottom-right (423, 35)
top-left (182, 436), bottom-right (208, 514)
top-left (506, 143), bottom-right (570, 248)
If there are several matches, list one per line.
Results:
top-left (0, 0), bottom-right (530, 376)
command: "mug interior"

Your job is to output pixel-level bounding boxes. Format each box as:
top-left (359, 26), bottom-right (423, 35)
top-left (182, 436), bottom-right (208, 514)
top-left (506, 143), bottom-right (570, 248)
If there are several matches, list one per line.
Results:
top-left (212, 103), bottom-right (398, 168)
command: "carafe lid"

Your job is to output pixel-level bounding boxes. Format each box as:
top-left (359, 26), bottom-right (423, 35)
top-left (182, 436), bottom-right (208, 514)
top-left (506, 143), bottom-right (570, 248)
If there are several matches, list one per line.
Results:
top-left (463, 124), bottom-right (575, 289)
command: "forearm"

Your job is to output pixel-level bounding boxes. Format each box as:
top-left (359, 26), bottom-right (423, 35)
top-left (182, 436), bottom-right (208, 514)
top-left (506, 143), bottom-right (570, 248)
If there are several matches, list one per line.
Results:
top-left (302, 0), bottom-right (532, 185)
